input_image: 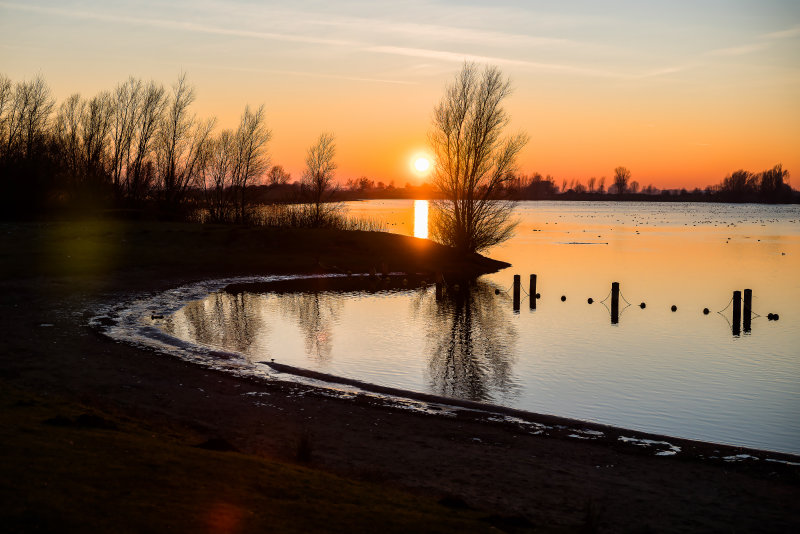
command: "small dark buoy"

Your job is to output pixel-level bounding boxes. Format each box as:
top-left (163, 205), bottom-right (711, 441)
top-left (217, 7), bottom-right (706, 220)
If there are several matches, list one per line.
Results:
top-left (535, 293), bottom-right (541, 299)
top-left (671, 305), bottom-right (677, 312)
top-left (639, 302), bottom-right (646, 309)
top-left (495, 289), bottom-right (501, 295)
top-left (767, 313), bottom-right (774, 320)
top-left (703, 308), bottom-right (710, 315)
top-left (587, 298), bottom-right (593, 304)
top-left (561, 295), bottom-right (566, 302)
top-left (774, 313), bottom-right (780, 321)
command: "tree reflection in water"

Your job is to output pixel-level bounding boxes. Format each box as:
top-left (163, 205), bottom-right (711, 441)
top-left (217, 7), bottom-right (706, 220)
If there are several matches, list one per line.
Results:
top-left (414, 281), bottom-right (519, 403)
top-left (275, 292), bottom-right (342, 362)
top-left (163, 291), bottom-right (265, 355)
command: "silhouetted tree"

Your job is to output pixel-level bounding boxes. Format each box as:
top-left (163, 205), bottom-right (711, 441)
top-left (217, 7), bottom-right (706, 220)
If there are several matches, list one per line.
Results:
top-left (629, 180), bottom-right (639, 194)
top-left (587, 176), bottom-right (596, 193)
top-left (203, 129), bottom-right (236, 222)
top-left (429, 63), bottom-right (527, 254)
top-left (127, 80), bottom-right (166, 204)
top-left (759, 164), bottom-right (790, 201)
top-left (301, 132), bottom-right (339, 226)
top-left (109, 77), bottom-right (142, 197)
top-left (613, 166), bottom-right (631, 196)
top-left (155, 74), bottom-right (215, 215)
top-left (267, 164), bottom-right (290, 186)
top-left (231, 104), bottom-right (271, 221)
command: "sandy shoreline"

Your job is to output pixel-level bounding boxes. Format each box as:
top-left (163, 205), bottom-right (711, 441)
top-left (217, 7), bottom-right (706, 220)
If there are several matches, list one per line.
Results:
top-left (2, 221), bottom-right (799, 532)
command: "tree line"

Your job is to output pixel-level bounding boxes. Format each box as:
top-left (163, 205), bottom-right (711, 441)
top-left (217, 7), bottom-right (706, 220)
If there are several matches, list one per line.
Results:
top-left (0, 73), bottom-right (341, 223)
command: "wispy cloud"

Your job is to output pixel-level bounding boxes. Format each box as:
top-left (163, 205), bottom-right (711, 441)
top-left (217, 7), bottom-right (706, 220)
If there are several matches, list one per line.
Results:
top-left (0, 1), bottom-right (357, 47)
top-left (367, 45), bottom-right (628, 79)
top-left (185, 62), bottom-right (416, 86)
top-left (762, 24), bottom-right (800, 40)
top-left (708, 43), bottom-right (770, 57)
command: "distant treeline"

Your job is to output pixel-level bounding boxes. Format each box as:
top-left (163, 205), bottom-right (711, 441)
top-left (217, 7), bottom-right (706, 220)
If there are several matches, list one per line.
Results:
top-left (0, 73), bottom-right (795, 221)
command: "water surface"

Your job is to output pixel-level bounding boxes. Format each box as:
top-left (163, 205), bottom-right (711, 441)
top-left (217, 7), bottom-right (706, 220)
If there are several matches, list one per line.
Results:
top-left (163, 201), bottom-right (800, 454)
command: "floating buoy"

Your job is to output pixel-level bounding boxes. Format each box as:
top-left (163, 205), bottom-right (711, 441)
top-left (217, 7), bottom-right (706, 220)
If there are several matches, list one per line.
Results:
top-left (671, 305), bottom-right (677, 312)
top-left (561, 295), bottom-right (566, 302)
top-left (767, 313), bottom-right (774, 320)
top-left (495, 289), bottom-right (501, 295)
top-left (640, 302), bottom-right (646, 309)
top-left (536, 293), bottom-right (541, 299)
top-left (703, 308), bottom-right (710, 315)
top-left (774, 313), bottom-right (780, 321)
top-left (587, 298), bottom-right (593, 304)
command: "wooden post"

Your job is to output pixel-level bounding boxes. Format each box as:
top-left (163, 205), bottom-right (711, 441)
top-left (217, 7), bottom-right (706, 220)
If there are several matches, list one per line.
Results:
top-left (732, 290), bottom-right (742, 336)
top-left (513, 275), bottom-right (521, 313)
top-left (611, 282), bottom-right (620, 324)
top-left (743, 289), bottom-right (752, 333)
top-left (529, 274), bottom-right (537, 310)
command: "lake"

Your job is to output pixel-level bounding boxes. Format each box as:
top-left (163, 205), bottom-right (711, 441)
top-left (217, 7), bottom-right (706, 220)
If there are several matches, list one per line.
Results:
top-left (161, 200), bottom-right (800, 454)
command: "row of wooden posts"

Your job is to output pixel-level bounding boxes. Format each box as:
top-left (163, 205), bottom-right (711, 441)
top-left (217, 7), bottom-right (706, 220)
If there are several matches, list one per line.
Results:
top-left (509, 274), bottom-right (757, 334)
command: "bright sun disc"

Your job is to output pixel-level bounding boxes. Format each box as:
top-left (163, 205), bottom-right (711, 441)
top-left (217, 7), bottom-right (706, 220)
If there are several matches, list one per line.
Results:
top-left (414, 157), bottom-right (430, 172)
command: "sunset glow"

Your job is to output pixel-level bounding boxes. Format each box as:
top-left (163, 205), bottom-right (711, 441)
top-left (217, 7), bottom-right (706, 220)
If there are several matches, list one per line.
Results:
top-left (1, 1), bottom-right (798, 189)
top-left (414, 157), bottom-right (430, 173)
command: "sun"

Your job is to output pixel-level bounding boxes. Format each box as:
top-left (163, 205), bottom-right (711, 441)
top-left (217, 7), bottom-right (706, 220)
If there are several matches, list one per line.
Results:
top-left (414, 157), bottom-right (431, 173)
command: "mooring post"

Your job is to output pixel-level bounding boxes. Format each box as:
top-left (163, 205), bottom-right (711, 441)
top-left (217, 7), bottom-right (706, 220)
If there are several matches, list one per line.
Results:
top-left (732, 290), bottom-right (742, 336)
top-left (529, 274), bottom-right (537, 310)
top-left (611, 282), bottom-right (620, 324)
top-left (743, 288), bottom-right (752, 333)
top-left (513, 275), bottom-right (521, 312)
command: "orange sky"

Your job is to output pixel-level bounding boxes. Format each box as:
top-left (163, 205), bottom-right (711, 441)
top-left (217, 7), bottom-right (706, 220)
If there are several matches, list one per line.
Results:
top-left (1, 1), bottom-right (798, 190)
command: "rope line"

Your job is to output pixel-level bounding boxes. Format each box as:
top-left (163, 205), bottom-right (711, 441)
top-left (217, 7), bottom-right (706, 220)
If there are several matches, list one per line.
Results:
top-left (619, 290), bottom-right (633, 307)
top-left (599, 289), bottom-right (613, 304)
top-left (717, 296), bottom-right (734, 314)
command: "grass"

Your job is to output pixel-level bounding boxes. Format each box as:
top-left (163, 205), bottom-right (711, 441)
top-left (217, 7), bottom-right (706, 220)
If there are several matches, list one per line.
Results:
top-left (1, 385), bottom-right (500, 533)
top-left (0, 218), bottom-right (508, 284)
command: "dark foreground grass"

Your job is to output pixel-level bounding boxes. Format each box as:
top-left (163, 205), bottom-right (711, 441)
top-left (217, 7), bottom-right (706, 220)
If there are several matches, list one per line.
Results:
top-left (1, 385), bottom-right (500, 534)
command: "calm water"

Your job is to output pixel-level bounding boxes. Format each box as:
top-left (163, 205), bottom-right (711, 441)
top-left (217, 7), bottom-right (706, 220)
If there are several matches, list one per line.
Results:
top-left (163, 201), bottom-right (800, 454)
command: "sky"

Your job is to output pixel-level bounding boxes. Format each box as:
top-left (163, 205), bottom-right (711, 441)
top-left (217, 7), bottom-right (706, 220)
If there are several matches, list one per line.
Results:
top-left (1, 0), bottom-right (798, 190)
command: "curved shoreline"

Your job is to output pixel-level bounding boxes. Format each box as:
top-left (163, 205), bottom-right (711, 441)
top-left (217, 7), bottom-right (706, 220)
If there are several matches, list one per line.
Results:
top-left (92, 275), bottom-right (800, 465)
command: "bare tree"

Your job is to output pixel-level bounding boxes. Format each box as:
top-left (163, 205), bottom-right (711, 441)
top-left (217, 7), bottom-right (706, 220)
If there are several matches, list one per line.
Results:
top-left (598, 176), bottom-right (606, 194)
top-left (301, 132), bottom-right (338, 226)
top-left (81, 91), bottom-right (113, 181)
top-left (127, 80), bottom-right (166, 203)
top-left (155, 74), bottom-right (215, 214)
top-left (613, 166), bottom-right (631, 196)
top-left (109, 77), bottom-right (142, 196)
top-left (4, 75), bottom-right (55, 159)
top-left (203, 129), bottom-right (236, 222)
top-left (267, 164), bottom-right (290, 186)
top-left (629, 180), bottom-right (639, 194)
top-left (231, 105), bottom-right (271, 221)
top-left (587, 176), bottom-right (596, 193)
top-left (56, 93), bottom-right (85, 176)
top-left (0, 74), bottom-right (12, 155)
top-left (429, 63), bottom-right (527, 254)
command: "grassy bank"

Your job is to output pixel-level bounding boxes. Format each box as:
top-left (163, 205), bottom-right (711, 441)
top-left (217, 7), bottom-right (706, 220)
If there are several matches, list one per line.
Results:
top-left (0, 219), bottom-right (508, 285)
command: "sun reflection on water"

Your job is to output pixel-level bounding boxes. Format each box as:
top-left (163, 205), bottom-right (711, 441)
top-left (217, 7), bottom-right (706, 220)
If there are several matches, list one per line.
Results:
top-left (413, 199), bottom-right (429, 239)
